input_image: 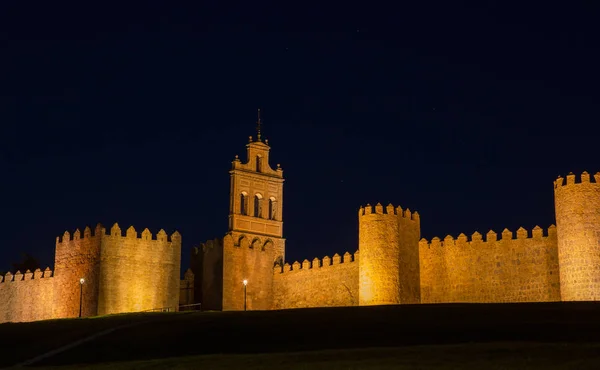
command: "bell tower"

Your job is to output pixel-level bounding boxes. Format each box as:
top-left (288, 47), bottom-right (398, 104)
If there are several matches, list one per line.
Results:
top-left (228, 110), bottom-right (285, 259)
top-left (221, 110), bottom-right (286, 310)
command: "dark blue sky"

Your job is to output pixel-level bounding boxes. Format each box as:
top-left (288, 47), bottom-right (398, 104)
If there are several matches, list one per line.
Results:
top-left (1, 2), bottom-right (599, 273)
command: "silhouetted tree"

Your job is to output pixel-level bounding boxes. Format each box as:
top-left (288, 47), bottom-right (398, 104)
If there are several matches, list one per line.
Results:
top-left (11, 253), bottom-right (41, 274)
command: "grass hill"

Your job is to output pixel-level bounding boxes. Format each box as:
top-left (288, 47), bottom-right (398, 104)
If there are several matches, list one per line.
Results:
top-left (2, 302), bottom-right (600, 369)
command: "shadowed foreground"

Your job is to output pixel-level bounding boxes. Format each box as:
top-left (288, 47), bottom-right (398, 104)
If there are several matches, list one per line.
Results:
top-left (29, 343), bottom-right (600, 370)
top-left (1, 302), bottom-right (600, 368)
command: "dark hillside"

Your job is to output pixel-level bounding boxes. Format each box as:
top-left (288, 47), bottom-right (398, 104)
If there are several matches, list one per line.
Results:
top-left (2, 302), bottom-right (600, 367)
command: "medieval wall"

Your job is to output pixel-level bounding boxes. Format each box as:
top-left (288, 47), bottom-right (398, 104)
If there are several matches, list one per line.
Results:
top-left (397, 207), bottom-right (421, 303)
top-left (179, 268), bottom-right (195, 306)
top-left (272, 251), bottom-right (359, 309)
top-left (191, 238), bottom-right (224, 311)
top-left (97, 224), bottom-right (181, 315)
top-left (0, 268), bottom-right (55, 323)
top-left (419, 225), bottom-right (560, 303)
top-left (554, 171), bottom-right (600, 301)
top-left (53, 224), bottom-right (103, 319)
top-left (221, 231), bottom-right (283, 311)
top-left (358, 203), bottom-right (421, 305)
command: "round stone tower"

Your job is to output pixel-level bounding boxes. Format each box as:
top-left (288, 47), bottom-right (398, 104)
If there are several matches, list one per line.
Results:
top-left (358, 203), bottom-right (401, 305)
top-left (554, 171), bottom-right (600, 301)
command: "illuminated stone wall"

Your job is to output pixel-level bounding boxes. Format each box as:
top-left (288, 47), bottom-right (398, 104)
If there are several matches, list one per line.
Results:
top-left (554, 172), bottom-right (600, 301)
top-left (98, 223), bottom-right (181, 315)
top-left (358, 203), bottom-right (420, 305)
top-left (0, 268), bottom-right (55, 323)
top-left (397, 207), bottom-right (421, 304)
top-left (221, 232), bottom-right (283, 311)
top-left (419, 226), bottom-right (560, 303)
top-left (0, 222), bottom-right (181, 324)
top-left (272, 251), bottom-right (359, 309)
top-left (53, 224), bottom-right (103, 319)
top-left (4, 169), bottom-right (600, 323)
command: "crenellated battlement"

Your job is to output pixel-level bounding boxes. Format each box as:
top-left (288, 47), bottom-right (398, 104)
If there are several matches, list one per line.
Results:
top-left (554, 171), bottom-right (600, 189)
top-left (358, 202), bottom-right (420, 222)
top-left (419, 224), bottom-right (557, 248)
top-left (56, 223), bottom-right (105, 245)
top-left (1, 267), bottom-right (53, 283)
top-left (274, 250), bottom-right (358, 275)
top-left (56, 223), bottom-right (181, 245)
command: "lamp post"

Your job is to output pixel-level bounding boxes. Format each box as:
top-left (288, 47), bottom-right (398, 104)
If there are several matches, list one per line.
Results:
top-left (242, 279), bottom-right (248, 311)
top-left (79, 278), bottom-right (85, 318)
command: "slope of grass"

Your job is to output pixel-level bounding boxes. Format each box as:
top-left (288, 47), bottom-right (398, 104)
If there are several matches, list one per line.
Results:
top-left (0, 312), bottom-right (176, 368)
top-left (1, 302), bottom-right (600, 368)
top-left (29, 343), bottom-right (600, 370)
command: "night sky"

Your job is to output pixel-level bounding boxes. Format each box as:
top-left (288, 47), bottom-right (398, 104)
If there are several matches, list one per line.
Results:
top-left (1, 2), bottom-right (599, 274)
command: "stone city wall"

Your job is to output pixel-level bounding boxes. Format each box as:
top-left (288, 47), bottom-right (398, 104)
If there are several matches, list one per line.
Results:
top-left (272, 251), bottom-right (359, 309)
top-left (53, 225), bottom-right (103, 319)
top-left (221, 232), bottom-right (281, 311)
top-left (98, 224), bottom-right (182, 315)
top-left (554, 171), bottom-right (600, 301)
top-left (358, 203), bottom-right (421, 305)
top-left (419, 225), bottom-right (560, 303)
top-left (0, 268), bottom-right (55, 323)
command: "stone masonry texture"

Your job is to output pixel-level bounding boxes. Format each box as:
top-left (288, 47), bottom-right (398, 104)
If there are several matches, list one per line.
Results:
top-left (0, 268), bottom-right (54, 323)
top-left (419, 226), bottom-right (560, 303)
top-left (0, 223), bottom-right (182, 323)
top-left (273, 252), bottom-right (359, 309)
top-left (555, 172), bottom-right (600, 301)
top-left (98, 224), bottom-right (181, 315)
top-left (359, 203), bottom-right (402, 305)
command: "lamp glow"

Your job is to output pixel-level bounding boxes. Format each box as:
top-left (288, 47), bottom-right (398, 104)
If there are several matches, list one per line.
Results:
top-left (78, 277), bottom-right (85, 318)
top-left (242, 279), bottom-right (248, 311)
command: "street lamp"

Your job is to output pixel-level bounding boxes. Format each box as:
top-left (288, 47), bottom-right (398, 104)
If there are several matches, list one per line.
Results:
top-left (79, 278), bottom-right (85, 318)
top-left (242, 279), bottom-right (248, 311)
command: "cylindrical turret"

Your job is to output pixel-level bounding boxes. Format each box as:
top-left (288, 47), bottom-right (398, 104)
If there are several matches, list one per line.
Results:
top-left (554, 171), bottom-right (600, 301)
top-left (358, 203), bottom-right (401, 305)
top-left (53, 224), bottom-right (103, 319)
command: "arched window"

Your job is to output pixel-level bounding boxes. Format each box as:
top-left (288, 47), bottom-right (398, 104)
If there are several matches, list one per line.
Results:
top-left (240, 192), bottom-right (248, 215)
top-left (269, 197), bottom-right (277, 220)
top-left (254, 193), bottom-right (263, 218)
top-left (256, 155), bottom-right (262, 172)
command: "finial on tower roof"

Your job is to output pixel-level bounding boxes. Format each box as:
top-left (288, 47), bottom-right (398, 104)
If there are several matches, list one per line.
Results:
top-left (256, 108), bottom-right (262, 142)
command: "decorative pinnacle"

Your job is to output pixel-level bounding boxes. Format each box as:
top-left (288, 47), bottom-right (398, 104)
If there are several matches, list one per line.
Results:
top-left (256, 108), bottom-right (262, 142)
